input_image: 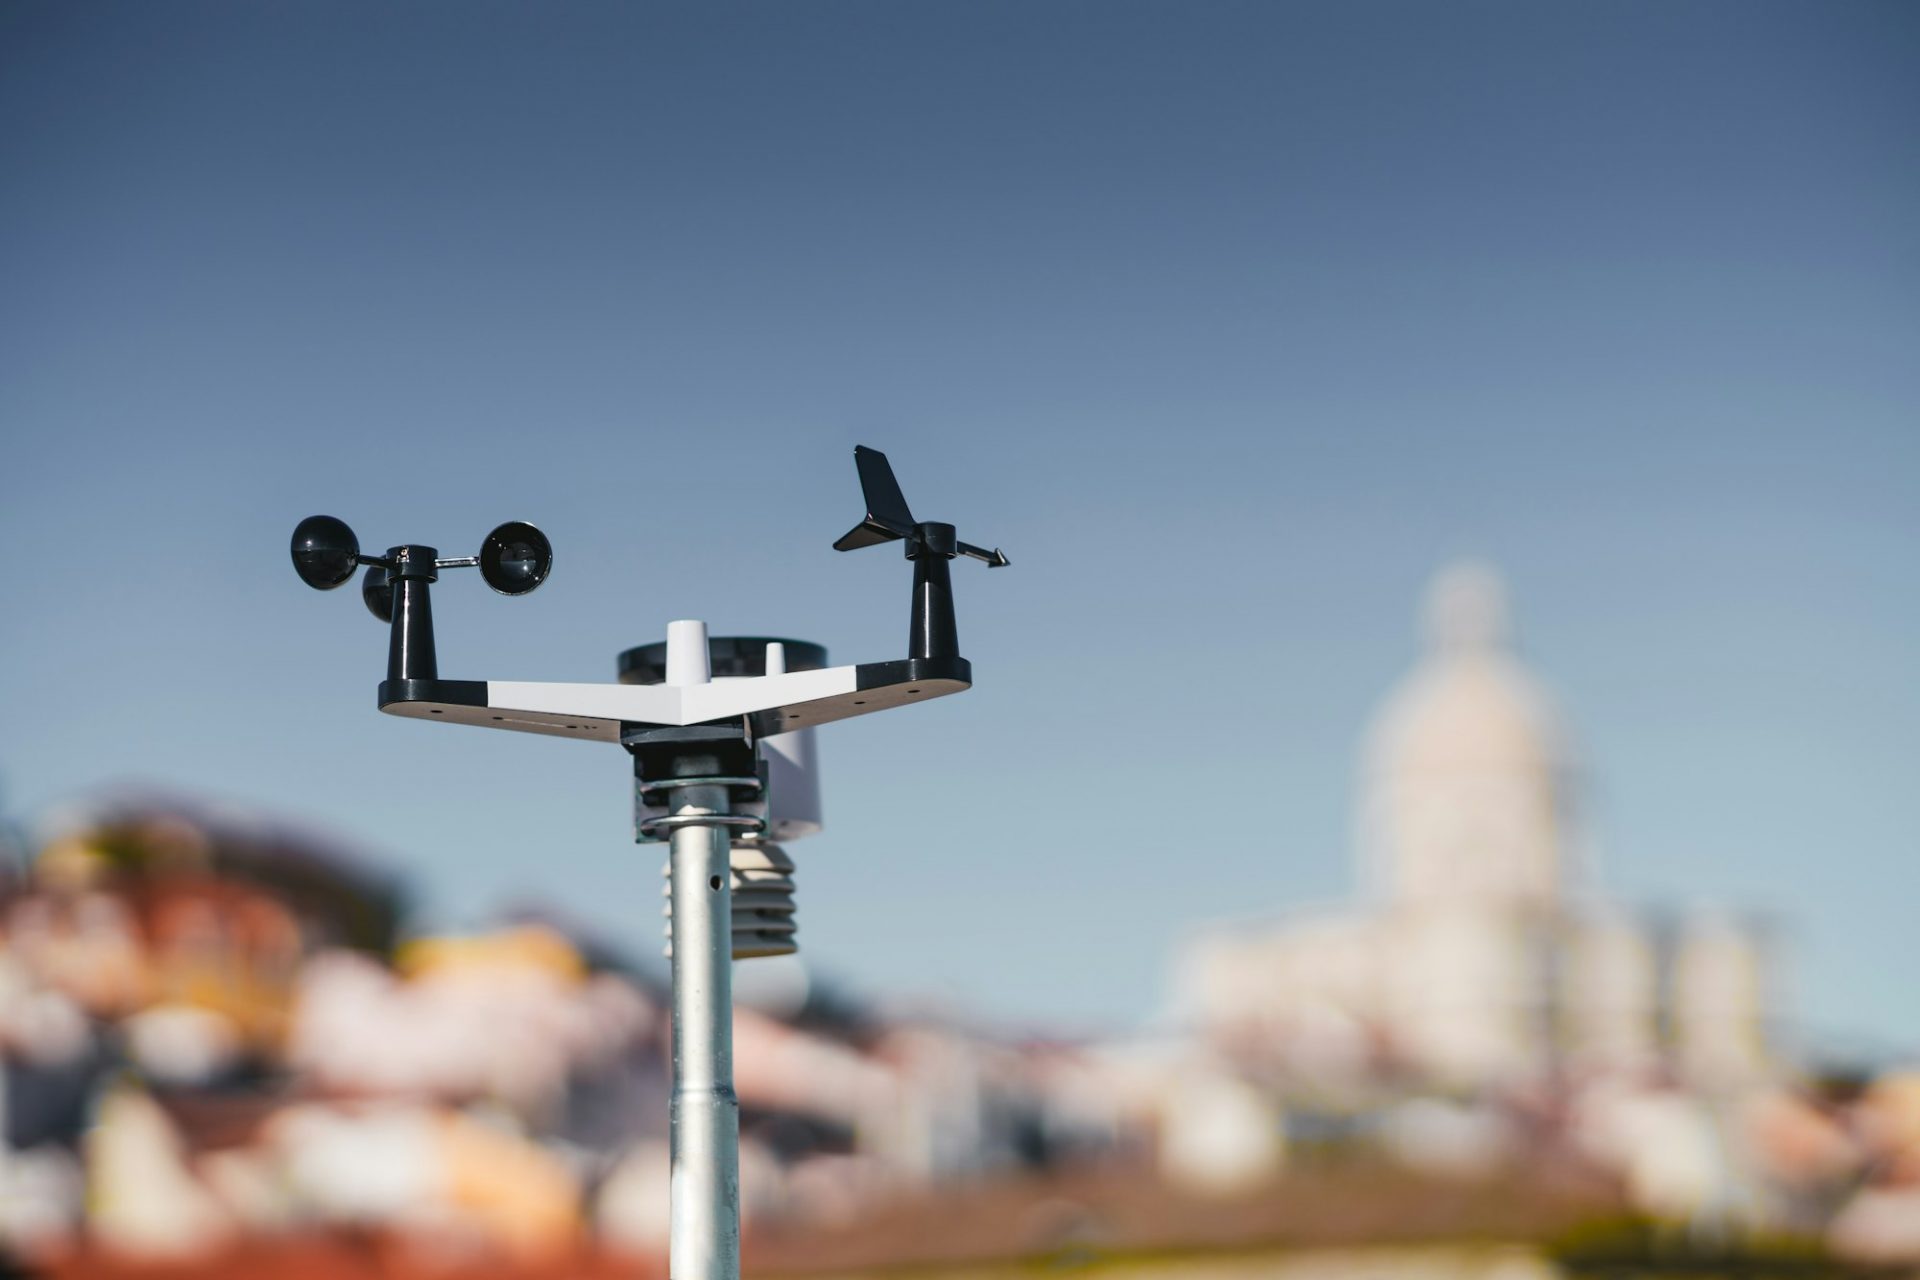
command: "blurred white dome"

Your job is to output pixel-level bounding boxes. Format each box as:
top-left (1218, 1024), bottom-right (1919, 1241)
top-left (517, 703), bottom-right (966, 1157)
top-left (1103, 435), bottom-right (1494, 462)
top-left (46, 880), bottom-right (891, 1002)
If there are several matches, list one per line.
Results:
top-left (1360, 562), bottom-right (1573, 910)
top-left (1370, 562), bottom-right (1564, 783)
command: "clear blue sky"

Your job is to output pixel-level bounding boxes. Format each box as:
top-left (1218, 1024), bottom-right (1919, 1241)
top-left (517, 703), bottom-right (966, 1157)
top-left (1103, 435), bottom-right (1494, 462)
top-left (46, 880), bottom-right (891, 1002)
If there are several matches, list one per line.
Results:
top-left (2, 2), bottom-right (1915, 1051)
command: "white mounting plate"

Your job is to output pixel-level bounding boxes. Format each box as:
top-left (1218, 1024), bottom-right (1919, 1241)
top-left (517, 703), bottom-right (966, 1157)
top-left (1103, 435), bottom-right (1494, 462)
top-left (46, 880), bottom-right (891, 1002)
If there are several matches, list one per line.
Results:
top-left (378, 660), bottom-right (970, 743)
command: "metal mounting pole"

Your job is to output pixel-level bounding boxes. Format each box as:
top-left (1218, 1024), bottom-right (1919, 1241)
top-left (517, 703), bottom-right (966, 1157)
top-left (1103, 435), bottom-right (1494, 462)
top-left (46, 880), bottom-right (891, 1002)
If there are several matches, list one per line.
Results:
top-left (669, 776), bottom-right (739, 1280)
top-left (663, 622), bottom-right (740, 1280)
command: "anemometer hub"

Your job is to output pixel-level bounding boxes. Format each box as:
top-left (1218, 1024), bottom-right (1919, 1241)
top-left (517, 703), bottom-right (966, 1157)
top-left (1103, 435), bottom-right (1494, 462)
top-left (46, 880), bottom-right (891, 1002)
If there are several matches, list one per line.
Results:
top-left (289, 446), bottom-right (1006, 1280)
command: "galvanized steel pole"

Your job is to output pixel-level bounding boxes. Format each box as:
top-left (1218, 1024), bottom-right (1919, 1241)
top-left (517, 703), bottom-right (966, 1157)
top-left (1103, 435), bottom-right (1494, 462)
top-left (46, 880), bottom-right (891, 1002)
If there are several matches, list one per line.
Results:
top-left (668, 779), bottom-right (739, 1280)
top-left (664, 621), bottom-right (740, 1280)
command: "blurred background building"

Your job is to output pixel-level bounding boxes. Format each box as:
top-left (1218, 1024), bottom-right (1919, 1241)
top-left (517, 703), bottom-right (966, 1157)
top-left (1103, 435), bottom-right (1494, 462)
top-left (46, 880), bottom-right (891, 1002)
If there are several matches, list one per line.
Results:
top-left (1177, 563), bottom-right (1773, 1093)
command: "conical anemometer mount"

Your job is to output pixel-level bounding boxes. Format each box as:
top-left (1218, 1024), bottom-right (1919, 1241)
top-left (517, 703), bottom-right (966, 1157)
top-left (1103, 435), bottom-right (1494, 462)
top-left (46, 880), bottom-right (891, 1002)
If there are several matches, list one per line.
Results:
top-left (832, 445), bottom-right (1008, 660)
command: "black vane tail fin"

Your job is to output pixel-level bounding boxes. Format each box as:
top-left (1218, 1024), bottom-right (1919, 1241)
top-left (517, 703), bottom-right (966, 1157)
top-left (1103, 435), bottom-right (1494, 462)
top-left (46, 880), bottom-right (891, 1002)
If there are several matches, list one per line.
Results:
top-left (833, 445), bottom-right (918, 551)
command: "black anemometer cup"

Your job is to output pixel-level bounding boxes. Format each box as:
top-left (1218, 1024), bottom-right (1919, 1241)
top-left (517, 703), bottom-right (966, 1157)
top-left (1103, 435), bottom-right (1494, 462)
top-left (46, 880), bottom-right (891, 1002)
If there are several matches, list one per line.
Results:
top-left (480, 521), bottom-right (553, 595)
top-left (362, 566), bottom-right (394, 622)
top-left (290, 515), bottom-right (360, 590)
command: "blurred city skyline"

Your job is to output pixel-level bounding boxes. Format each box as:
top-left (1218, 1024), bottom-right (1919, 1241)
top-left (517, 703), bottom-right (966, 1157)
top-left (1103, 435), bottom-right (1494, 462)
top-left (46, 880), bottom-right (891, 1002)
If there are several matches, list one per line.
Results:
top-left (1, 0), bottom-right (1915, 1052)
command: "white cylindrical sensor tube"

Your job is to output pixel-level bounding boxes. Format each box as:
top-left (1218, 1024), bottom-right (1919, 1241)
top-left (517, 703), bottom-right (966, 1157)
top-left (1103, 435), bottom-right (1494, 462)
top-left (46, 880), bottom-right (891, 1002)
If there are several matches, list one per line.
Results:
top-left (665, 619), bottom-right (712, 687)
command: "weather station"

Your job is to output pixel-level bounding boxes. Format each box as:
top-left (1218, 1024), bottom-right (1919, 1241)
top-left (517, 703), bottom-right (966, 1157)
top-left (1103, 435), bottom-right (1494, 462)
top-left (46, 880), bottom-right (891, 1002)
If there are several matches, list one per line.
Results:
top-left (288, 446), bottom-right (1008, 1280)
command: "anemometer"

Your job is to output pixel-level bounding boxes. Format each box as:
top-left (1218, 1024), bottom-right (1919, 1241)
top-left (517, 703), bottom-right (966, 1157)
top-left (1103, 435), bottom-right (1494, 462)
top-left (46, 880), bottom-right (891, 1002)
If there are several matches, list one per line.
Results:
top-left (291, 445), bottom-right (1006, 1280)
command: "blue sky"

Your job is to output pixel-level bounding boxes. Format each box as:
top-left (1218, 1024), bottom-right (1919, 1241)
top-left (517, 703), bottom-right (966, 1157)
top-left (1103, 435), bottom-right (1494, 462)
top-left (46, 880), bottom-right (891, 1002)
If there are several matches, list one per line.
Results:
top-left (2, 2), bottom-right (1915, 1050)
